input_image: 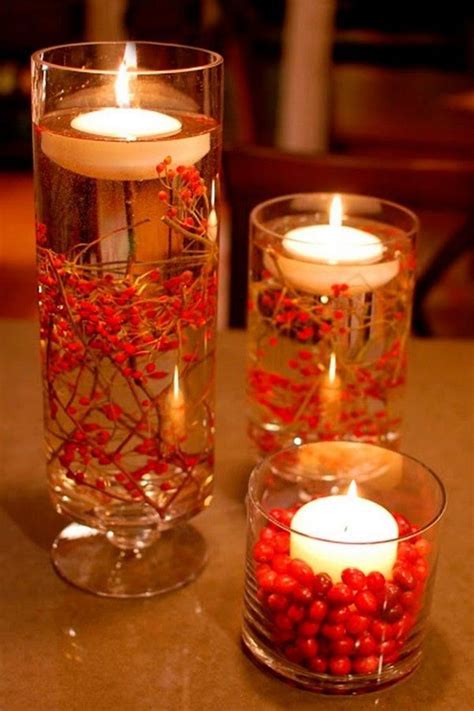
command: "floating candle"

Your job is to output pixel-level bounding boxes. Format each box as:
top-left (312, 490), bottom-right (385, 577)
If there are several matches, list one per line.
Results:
top-left (41, 43), bottom-right (210, 179)
top-left (267, 195), bottom-right (399, 294)
top-left (290, 481), bottom-right (398, 581)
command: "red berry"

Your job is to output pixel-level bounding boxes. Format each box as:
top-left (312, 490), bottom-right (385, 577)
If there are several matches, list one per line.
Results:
top-left (298, 620), bottom-right (320, 638)
top-left (293, 585), bottom-right (314, 606)
top-left (308, 656), bottom-right (328, 673)
top-left (352, 655), bottom-right (379, 675)
top-left (397, 542), bottom-right (419, 564)
top-left (275, 613), bottom-right (294, 631)
top-left (382, 603), bottom-right (404, 622)
top-left (394, 513), bottom-right (411, 536)
top-left (274, 574), bottom-right (297, 596)
top-left (257, 568), bottom-right (276, 592)
top-left (342, 568), bottom-right (366, 591)
top-left (354, 632), bottom-right (378, 656)
top-left (273, 629), bottom-right (294, 645)
top-left (321, 623), bottom-right (346, 641)
top-left (296, 636), bottom-right (318, 659)
top-left (313, 573), bottom-right (333, 597)
top-left (367, 571), bottom-right (385, 593)
top-left (273, 532), bottom-right (290, 553)
top-left (415, 538), bottom-right (430, 557)
top-left (392, 613), bottom-right (414, 640)
top-left (327, 605), bottom-right (350, 624)
top-left (287, 604), bottom-right (305, 623)
top-left (288, 559), bottom-right (314, 586)
top-left (272, 554), bottom-right (291, 574)
top-left (413, 559), bottom-right (429, 581)
top-left (331, 636), bottom-right (355, 656)
top-left (393, 566), bottom-right (416, 590)
top-left (370, 620), bottom-right (394, 642)
top-left (399, 591), bottom-right (418, 610)
top-left (327, 582), bottom-right (354, 607)
top-left (253, 541), bottom-right (274, 563)
top-left (355, 590), bottom-right (379, 615)
top-left (309, 599), bottom-right (328, 622)
top-left (269, 508), bottom-right (293, 527)
top-left (259, 527), bottom-right (276, 543)
top-left (284, 645), bottom-right (304, 663)
top-left (346, 613), bottom-right (370, 636)
top-left (328, 655), bottom-right (352, 676)
top-left (378, 582), bottom-right (400, 607)
top-left (267, 593), bottom-right (288, 612)
top-left (379, 639), bottom-right (398, 658)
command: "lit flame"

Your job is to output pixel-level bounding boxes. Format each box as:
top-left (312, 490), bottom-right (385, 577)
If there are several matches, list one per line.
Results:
top-left (347, 480), bottom-right (358, 498)
top-left (207, 179), bottom-right (218, 241)
top-left (210, 178), bottom-right (216, 209)
top-left (329, 194), bottom-right (343, 228)
top-left (328, 352), bottom-right (337, 384)
top-left (115, 42), bottom-right (137, 108)
top-left (172, 365), bottom-right (181, 401)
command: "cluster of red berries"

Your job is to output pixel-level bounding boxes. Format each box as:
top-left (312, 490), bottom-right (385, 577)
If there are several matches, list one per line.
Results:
top-left (252, 507), bottom-right (430, 677)
top-left (157, 158), bottom-right (208, 233)
top-left (35, 174), bottom-right (217, 509)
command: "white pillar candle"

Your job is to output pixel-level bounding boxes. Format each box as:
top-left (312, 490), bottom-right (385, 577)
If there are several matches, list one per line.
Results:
top-left (290, 481), bottom-right (398, 581)
top-left (41, 43), bottom-right (210, 180)
top-left (266, 195), bottom-right (398, 294)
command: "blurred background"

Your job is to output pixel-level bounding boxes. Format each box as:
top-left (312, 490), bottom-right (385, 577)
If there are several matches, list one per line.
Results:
top-left (1, 0), bottom-right (473, 334)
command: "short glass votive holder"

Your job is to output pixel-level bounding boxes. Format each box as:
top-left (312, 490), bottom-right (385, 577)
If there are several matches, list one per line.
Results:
top-left (241, 441), bottom-right (446, 695)
top-left (247, 193), bottom-right (418, 457)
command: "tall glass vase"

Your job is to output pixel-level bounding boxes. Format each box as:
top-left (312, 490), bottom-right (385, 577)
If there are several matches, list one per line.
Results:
top-left (32, 42), bottom-right (223, 596)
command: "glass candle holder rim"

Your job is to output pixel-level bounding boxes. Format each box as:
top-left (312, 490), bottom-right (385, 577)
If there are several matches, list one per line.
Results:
top-left (31, 41), bottom-right (223, 76)
top-left (247, 442), bottom-right (447, 546)
top-left (250, 191), bottom-right (419, 243)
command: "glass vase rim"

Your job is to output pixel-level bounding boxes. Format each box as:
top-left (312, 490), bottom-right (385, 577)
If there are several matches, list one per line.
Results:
top-left (248, 441), bottom-right (447, 546)
top-left (250, 191), bottom-right (419, 242)
top-left (31, 41), bottom-right (223, 76)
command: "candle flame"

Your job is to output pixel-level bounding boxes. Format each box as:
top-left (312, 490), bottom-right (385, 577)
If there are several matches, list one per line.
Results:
top-left (115, 42), bottom-right (137, 108)
top-left (172, 365), bottom-right (181, 401)
top-left (329, 195), bottom-right (343, 228)
top-left (347, 480), bottom-right (358, 498)
top-left (328, 352), bottom-right (337, 384)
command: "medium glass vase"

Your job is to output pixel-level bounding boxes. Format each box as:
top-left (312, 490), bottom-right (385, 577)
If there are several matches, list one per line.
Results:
top-left (247, 193), bottom-right (418, 456)
top-left (32, 42), bottom-right (223, 596)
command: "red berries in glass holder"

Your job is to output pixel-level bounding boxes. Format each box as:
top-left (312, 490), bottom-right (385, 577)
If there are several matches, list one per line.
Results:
top-left (252, 506), bottom-right (429, 677)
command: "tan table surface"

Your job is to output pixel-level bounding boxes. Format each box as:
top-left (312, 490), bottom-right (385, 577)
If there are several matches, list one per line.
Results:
top-left (0, 319), bottom-right (473, 711)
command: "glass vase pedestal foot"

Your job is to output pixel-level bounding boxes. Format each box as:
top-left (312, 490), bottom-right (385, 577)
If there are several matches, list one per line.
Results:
top-left (51, 522), bottom-right (207, 598)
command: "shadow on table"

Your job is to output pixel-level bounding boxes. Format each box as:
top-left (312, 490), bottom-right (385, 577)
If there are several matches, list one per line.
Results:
top-left (0, 486), bottom-right (64, 551)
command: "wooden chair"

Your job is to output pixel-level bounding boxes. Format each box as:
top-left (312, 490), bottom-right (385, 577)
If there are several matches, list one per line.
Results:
top-left (223, 145), bottom-right (474, 334)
